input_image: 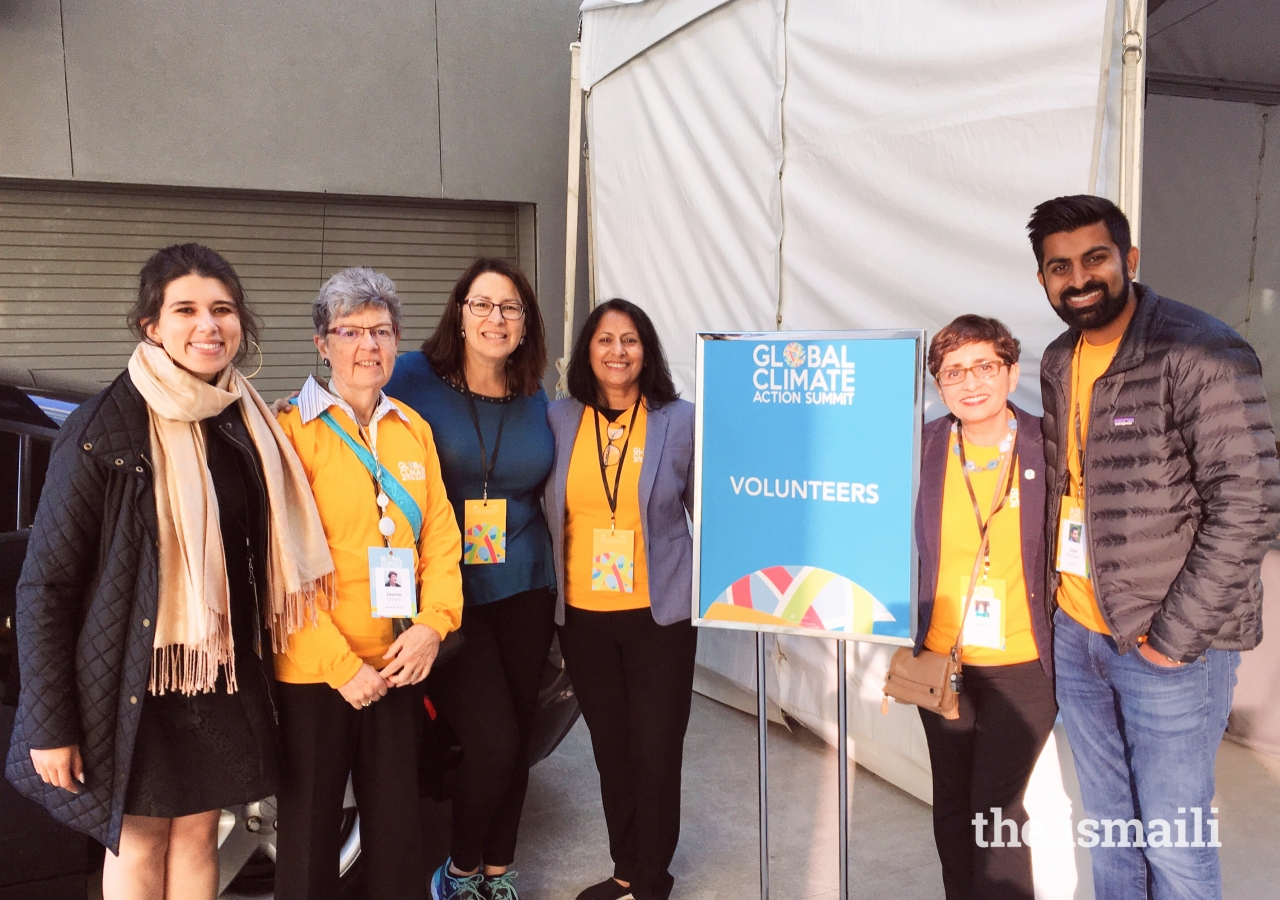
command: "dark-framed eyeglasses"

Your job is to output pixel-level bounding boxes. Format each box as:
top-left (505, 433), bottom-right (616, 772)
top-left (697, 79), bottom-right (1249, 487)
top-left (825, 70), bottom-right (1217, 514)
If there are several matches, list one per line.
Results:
top-left (601, 421), bottom-right (627, 467)
top-left (465, 298), bottom-right (525, 320)
top-left (936, 361), bottom-right (1009, 386)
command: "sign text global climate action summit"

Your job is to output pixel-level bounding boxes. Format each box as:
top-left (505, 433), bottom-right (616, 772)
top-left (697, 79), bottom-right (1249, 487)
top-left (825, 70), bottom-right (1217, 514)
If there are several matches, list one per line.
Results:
top-left (752, 341), bottom-right (856, 405)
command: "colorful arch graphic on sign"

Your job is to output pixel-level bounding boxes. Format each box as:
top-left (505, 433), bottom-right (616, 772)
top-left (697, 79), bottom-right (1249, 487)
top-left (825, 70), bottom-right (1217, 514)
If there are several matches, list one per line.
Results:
top-left (701, 565), bottom-right (895, 633)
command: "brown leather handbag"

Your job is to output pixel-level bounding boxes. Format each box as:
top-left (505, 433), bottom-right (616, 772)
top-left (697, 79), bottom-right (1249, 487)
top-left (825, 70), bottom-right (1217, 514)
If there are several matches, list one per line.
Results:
top-left (881, 533), bottom-right (987, 720)
top-left (882, 438), bottom-right (1014, 720)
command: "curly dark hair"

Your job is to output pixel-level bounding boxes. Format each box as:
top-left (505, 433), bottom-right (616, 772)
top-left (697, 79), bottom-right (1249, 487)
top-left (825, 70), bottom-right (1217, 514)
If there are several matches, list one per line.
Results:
top-left (422, 257), bottom-right (547, 397)
top-left (128, 243), bottom-right (260, 364)
top-left (567, 298), bottom-right (679, 409)
top-left (927, 315), bottom-right (1021, 378)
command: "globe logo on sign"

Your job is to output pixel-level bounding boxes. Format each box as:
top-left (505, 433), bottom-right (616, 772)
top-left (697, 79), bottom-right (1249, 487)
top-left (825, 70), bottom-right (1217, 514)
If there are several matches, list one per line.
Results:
top-left (782, 342), bottom-right (805, 367)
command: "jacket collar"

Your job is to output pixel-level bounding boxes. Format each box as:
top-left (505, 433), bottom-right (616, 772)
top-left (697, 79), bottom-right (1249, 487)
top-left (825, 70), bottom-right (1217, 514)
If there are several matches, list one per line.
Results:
top-left (296, 374), bottom-right (408, 426)
top-left (1041, 282), bottom-right (1159, 379)
top-left (79, 372), bottom-right (153, 469)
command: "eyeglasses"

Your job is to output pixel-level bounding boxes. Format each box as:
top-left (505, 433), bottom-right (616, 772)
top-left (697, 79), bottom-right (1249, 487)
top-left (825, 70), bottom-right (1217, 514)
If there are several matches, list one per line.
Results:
top-left (601, 421), bottom-right (627, 467)
top-left (326, 324), bottom-right (399, 344)
top-left (936, 361), bottom-right (1009, 386)
top-left (465, 298), bottom-right (525, 320)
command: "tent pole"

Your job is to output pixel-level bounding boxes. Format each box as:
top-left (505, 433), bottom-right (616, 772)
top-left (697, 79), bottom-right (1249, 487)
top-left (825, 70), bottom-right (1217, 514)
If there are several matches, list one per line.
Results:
top-left (557, 41), bottom-right (583, 400)
top-left (1118, 0), bottom-right (1147, 253)
top-left (757, 631), bottom-right (770, 900)
top-left (837, 640), bottom-right (849, 900)
top-left (585, 125), bottom-right (597, 309)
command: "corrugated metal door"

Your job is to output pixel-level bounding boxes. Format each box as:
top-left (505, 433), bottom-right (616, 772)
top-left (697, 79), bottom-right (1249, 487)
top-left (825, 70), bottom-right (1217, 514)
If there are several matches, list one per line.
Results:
top-left (0, 181), bottom-right (519, 399)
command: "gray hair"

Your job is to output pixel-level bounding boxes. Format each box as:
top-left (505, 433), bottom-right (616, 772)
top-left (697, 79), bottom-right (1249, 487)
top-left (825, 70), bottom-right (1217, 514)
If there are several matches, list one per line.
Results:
top-left (312, 267), bottom-right (403, 336)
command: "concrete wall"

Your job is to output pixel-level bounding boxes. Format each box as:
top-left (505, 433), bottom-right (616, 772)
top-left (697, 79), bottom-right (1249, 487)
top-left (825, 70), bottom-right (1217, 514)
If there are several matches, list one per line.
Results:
top-left (0, 0), bottom-right (585, 368)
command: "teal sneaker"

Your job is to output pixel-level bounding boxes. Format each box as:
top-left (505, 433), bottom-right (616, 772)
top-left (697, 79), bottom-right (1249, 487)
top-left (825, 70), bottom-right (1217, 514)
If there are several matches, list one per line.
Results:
top-left (430, 859), bottom-right (486, 900)
top-left (483, 869), bottom-right (520, 900)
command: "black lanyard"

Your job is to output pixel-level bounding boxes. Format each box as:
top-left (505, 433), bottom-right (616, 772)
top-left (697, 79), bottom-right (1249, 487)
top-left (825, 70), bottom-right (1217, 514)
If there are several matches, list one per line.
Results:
top-left (1071, 338), bottom-right (1087, 497)
top-left (955, 422), bottom-right (1018, 583)
top-left (593, 402), bottom-right (641, 531)
top-left (463, 391), bottom-right (508, 502)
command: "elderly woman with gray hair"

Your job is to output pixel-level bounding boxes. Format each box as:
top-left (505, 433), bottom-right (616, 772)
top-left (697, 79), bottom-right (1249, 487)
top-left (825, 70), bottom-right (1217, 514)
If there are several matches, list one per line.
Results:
top-left (272, 267), bottom-right (464, 899)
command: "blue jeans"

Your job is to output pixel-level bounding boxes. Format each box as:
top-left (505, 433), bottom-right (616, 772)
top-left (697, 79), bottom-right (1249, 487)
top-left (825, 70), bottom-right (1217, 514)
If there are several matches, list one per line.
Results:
top-left (1054, 609), bottom-right (1238, 900)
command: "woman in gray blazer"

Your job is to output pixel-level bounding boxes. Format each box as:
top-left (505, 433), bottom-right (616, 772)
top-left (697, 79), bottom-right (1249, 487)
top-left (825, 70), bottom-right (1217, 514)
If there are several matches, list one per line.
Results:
top-left (544, 299), bottom-right (695, 900)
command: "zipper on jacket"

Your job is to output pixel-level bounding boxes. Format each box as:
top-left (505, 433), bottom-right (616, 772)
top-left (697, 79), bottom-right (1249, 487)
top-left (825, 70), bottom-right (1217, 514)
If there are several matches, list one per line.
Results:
top-left (219, 421), bottom-right (279, 724)
top-left (1080, 370), bottom-right (1123, 640)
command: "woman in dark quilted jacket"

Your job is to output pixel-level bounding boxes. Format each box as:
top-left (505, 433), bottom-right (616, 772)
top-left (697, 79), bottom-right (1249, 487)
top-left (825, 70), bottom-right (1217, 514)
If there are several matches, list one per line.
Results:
top-left (5, 244), bottom-right (334, 900)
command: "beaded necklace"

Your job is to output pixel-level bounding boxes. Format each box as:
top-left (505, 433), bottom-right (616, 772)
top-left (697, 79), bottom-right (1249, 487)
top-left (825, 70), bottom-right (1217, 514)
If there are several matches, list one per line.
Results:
top-left (950, 415), bottom-right (1017, 471)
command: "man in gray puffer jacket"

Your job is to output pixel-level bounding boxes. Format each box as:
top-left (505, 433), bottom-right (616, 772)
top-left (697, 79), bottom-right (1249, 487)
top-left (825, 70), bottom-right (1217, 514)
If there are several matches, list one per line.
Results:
top-left (1029, 194), bottom-right (1280, 900)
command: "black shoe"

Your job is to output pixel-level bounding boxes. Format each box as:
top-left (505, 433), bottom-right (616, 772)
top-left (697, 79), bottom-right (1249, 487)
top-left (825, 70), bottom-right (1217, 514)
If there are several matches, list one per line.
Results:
top-left (574, 878), bottom-right (635, 900)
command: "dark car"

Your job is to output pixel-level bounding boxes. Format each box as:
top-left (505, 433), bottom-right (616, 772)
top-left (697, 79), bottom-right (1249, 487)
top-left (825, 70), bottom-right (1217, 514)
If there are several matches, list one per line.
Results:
top-left (0, 381), bottom-right (578, 896)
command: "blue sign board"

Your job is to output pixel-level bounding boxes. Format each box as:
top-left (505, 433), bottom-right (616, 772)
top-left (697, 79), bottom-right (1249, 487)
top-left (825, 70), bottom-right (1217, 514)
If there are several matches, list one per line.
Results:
top-left (693, 331), bottom-right (923, 643)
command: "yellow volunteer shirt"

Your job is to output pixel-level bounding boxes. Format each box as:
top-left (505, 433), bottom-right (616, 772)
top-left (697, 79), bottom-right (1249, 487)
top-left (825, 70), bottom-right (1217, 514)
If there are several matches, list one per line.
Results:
top-left (274, 398), bottom-right (463, 688)
top-left (564, 404), bottom-right (650, 611)
top-left (925, 429), bottom-right (1038, 665)
top-left (1056, 335), bottom-right (1122, 634)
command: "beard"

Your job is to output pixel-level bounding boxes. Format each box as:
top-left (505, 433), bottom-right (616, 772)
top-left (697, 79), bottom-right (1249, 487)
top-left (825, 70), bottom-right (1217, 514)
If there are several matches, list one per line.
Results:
top-left (1051, 274), bottom-right (1131, 331)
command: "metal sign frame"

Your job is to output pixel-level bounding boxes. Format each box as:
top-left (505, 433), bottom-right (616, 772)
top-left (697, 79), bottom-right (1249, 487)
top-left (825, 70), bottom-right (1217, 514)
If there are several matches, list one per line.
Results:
top-left (691, 329), bottom-right (925, 646)
top-left (693, 328), bottom-right (925, 900)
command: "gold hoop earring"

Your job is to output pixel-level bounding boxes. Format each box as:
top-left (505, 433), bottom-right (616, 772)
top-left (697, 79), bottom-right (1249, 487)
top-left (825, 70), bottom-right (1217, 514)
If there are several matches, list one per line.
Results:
top-left (243, 339), bottom-right (264, 379)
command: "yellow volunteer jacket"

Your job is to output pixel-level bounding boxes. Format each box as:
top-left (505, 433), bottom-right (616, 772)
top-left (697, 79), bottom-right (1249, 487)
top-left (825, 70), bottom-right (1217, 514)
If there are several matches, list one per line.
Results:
top-left (275, 392), bottom-right (463, 688)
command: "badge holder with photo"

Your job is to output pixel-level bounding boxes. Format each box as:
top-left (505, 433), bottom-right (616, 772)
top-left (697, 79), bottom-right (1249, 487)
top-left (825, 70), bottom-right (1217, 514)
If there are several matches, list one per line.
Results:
top-left (316, 410), bottom-right (422, 634)
top-left (955, 418), bottom-right (1018, 653)
top-left (1057, 363), bottom-right (1092, 580)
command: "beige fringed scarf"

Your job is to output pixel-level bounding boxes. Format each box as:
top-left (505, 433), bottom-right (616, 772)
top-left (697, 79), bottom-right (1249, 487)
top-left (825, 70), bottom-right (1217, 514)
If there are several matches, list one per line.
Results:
top-left (128, 342), bottom-right (335, 696)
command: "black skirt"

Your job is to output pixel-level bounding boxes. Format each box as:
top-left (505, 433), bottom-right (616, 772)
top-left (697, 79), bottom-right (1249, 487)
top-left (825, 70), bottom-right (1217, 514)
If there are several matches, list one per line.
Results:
top-left (124, 410), bottom-right (281, 818)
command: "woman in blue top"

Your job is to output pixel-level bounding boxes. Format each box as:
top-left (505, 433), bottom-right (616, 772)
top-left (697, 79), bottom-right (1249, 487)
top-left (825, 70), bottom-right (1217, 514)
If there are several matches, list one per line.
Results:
top-left (384, 258), bottom-right (554, 900)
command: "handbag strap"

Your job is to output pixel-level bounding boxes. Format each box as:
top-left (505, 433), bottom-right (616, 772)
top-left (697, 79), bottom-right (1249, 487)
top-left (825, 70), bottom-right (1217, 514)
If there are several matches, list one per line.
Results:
top-left (315, 408), bottom-right (424, 543)
top-left (949, 433), bottom-right (1017, 661)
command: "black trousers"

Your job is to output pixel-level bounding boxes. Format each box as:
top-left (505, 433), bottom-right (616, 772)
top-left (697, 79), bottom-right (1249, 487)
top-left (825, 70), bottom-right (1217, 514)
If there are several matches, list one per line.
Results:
top-left (558, 606), bottom-right (698, 900)
top-left (274, 680), bottom-right (426, 900)
top-left (427, 586), bottom-right (557, 871)
top-left (918, 660), bottom-right (1058, 900)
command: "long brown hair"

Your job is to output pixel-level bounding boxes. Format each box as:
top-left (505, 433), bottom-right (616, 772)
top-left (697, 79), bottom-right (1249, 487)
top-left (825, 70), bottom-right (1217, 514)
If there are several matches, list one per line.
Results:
top-left (423, 258), bottom-right (547, 397)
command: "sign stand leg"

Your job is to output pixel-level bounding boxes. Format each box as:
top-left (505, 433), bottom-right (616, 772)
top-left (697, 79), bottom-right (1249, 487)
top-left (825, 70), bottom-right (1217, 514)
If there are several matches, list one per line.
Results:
top-left (837, 640), bottom-right (849, 900)
top-left (757, 631), bottom-right (770, 900)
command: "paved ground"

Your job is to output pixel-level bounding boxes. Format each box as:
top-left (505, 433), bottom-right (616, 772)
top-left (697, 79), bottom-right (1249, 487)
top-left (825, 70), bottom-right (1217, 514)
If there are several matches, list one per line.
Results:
top-left (153, 691), bottom-right (1280, 899)
top-left (517, 693), bottom-right (941, 900)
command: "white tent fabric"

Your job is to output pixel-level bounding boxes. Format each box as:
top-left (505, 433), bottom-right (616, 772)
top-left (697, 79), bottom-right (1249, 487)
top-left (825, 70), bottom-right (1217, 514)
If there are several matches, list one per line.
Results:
top-left (582, 2), bottom-right (1127, 896)
top-left (584, 0), bottom-right (786, 386)
top-left (583, 0), bottom-right (1122, 410)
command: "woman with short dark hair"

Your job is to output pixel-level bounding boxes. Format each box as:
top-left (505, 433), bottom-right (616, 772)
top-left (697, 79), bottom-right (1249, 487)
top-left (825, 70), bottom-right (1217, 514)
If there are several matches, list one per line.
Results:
top-left (383, 258), bottom-right (554, 900)
top-left (545, 298), bottom-right (695, 900)
top-left (6, 243), bottom-right (335, 900)
top-left (913, 314), bottom-right (1056, 900)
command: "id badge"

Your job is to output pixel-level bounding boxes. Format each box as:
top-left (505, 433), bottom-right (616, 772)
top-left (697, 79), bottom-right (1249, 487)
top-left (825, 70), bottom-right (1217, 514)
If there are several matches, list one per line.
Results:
top-left (591, 528), bottom-right (635, 593)
top-left (463, 498), bottom-right (507, 565)
top-left (961, 577), bottom-right (1005, 650)
top-left (1056, 500), bottom-right (1090, 577)
top-left (369, 547), bottom-right (417, 618)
